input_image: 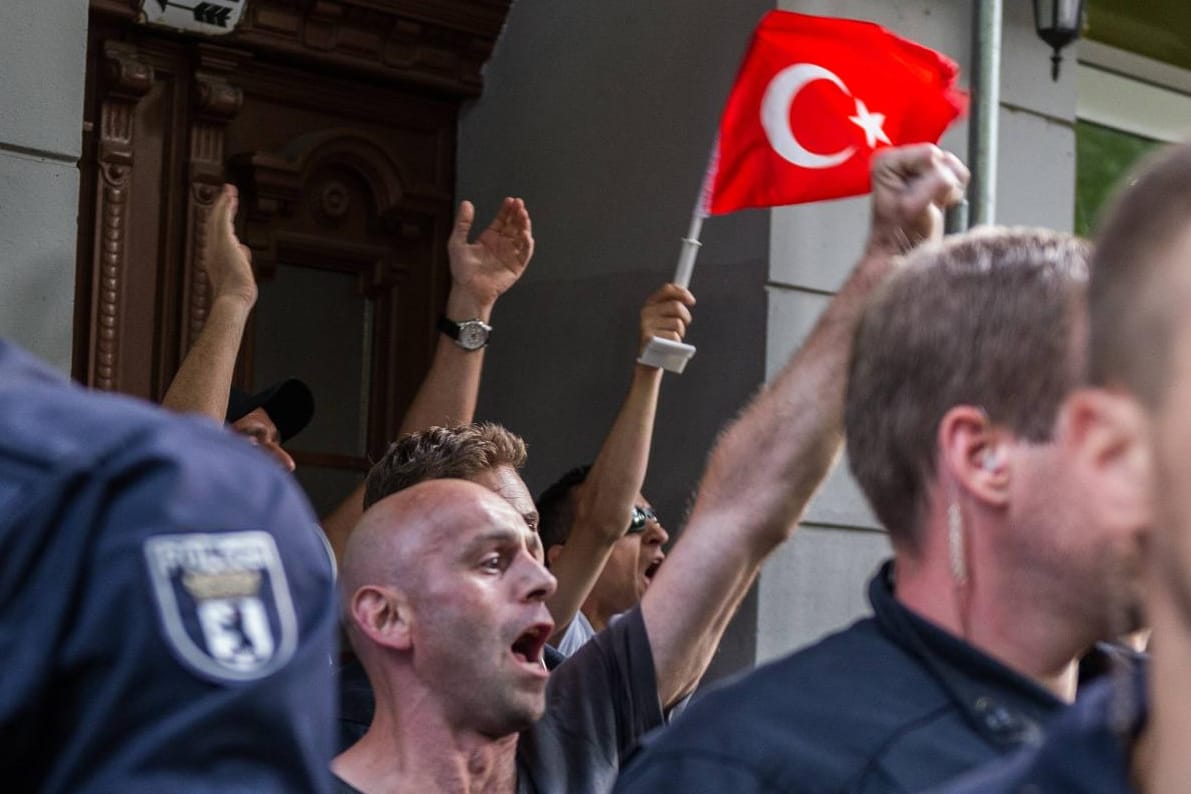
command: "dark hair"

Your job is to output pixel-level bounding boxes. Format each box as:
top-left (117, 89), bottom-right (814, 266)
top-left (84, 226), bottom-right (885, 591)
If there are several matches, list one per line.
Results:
top-left (363, 422), bottom-right (528, 509)
top-left (844, 227), bottom-right (1090, 551)
top-left (1090, 142), bottom-right (1191, 407)
top-left (535, 465), bottom-right (592, 551)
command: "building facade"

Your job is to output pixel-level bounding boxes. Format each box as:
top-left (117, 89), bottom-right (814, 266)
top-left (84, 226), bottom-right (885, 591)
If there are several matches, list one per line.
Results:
top-left (2, 0), bottom-right (1187, 678)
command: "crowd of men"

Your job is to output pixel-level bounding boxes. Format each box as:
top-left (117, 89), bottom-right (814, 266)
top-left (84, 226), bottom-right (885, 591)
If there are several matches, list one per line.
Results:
top-left (6, 135), bottom-right (1191, 793)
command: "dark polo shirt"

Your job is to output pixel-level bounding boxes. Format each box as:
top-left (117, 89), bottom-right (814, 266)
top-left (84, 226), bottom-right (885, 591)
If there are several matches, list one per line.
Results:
top-left (933, 664), bottom-right (1145, 794)
top-left (615, 561), bottom-right (1067, 794)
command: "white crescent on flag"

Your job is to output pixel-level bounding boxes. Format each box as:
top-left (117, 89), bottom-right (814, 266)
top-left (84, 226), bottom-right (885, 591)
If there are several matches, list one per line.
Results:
top-left (760, 63), bottom-right (891, 169)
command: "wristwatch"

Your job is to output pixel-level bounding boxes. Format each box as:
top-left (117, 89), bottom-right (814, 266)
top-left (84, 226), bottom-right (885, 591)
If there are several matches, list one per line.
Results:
top-left (437, 316), bottom-right (492, 351)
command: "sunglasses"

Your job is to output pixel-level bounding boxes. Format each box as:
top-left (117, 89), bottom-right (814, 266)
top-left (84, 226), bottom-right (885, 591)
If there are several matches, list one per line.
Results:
top-left (626, 505), bottom-right (659, 535)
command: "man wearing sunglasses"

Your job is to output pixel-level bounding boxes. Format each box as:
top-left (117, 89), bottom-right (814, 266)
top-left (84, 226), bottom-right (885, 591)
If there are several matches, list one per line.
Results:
top-left (538, 469), bottom-right (669, 657)
top-left (523, 281), bottom-right (691, 657)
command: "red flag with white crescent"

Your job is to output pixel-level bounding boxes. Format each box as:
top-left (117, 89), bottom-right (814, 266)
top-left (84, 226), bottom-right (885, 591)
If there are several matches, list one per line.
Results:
top-left (704, 11), bottom-right (967, 215)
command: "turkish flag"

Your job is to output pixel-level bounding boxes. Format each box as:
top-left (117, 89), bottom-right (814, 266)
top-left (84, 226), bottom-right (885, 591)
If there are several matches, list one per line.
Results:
top-left (703, 11), bottom-right (967, 215)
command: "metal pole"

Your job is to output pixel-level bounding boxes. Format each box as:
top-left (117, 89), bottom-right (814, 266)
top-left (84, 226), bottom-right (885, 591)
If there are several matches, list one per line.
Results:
top-left (969, 0), bottom-right (1001, 227)
top-left (672, 212), bottom-right (704, 290)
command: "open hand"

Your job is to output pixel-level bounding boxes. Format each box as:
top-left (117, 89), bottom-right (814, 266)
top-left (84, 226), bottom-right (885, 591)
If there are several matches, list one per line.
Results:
top-left (448, 197), bottom-right (534, 309)
top-left (206, 184), bottom-right (257, 307)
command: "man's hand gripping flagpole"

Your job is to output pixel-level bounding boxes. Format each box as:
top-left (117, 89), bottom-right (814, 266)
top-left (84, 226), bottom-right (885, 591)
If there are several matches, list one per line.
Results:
top-left (637, 212), bottom-right (704, 374)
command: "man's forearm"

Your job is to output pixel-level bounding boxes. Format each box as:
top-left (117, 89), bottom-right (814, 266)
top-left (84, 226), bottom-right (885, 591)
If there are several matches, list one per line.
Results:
top-left (694, 241), bottom-right (898, 544)
top-left (547, 364), bottom-right (663, 636)
top-left (576, 365), bottom-right (663, 532)
top-left (322, 288), bottom-right (492, 558)
top-left (642, 242), bottom-right (900, 706)
top-left (161, 295), bottom-right (253, 421)
top-left (398, 288), bottom-right (492, 435)
top-left (323, 198), bottom-right (533, 554)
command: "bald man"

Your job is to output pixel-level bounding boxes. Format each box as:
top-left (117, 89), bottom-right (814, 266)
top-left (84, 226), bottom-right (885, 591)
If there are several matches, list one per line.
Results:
top-left (332, 144), bottom-right (969, 794)
top-left (335, 480), bottom-right (578, 792)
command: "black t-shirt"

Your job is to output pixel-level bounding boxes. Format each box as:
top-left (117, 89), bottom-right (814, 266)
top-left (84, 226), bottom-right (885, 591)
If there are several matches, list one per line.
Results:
top-left (334, 605), bottom-right (663, 793)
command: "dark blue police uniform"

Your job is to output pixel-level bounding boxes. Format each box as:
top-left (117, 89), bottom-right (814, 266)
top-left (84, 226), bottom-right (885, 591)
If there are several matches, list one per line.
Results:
top-left (615, 561), bottom-right (1068, 794)
top-left (0, 341), bottom-right (337, 792)
top-left (931, 666), bottom-right (1144, 794)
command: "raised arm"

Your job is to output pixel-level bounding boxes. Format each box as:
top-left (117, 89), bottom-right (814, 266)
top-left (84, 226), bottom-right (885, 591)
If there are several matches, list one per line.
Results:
top-left (546, 284), bottom-right (695, 640)
top-left (161, 185), bottom-right (257, 421)
top-left (402, 196), bottom-right (534, 433)
top-left (321, 197), bottom-right (534, 554)
top-left (641, 144), bottom-right (970, 706)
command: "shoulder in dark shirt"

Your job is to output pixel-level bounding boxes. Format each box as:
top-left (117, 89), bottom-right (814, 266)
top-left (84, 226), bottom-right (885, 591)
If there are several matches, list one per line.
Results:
top-left (615, 563), bottom-right (1067, 794)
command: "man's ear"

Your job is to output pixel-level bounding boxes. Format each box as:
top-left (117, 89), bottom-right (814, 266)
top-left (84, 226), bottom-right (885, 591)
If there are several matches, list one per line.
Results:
top-left (349, 585), bottom-right (413, 651)
top-left (938, 405), bottom-right (1009, 507)
top-left (1061, 387), bottom-right (1152, 532)
top-left (546, 543), bottom-right (564, 568)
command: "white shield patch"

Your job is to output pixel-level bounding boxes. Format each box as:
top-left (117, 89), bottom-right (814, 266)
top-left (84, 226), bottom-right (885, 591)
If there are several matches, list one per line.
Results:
top-left (144, 531), bottom-right (297, 682)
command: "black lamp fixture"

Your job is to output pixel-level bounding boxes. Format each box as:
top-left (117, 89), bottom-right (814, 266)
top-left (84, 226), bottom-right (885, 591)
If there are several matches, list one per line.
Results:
top-left (1034, 0), bottom-right (1086, 81)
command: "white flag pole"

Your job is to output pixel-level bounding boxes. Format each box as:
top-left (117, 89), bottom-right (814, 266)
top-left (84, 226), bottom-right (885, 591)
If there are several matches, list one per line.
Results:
top-left (673, 212), bottom-right (704, 290)
top-left (637, 149), bottom-right (715, 374)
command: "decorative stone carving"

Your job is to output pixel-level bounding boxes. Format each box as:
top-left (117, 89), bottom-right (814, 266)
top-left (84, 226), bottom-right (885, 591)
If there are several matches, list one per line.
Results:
top-left (80, 1), bottom-right (460, 456)
top-left (90, 0), bottom-right (512, 97)
top-left (91, 41), bottom-right (153, 391)
top-left (317, 179), bottom-right (352, 221)
top-left (183, 45), bottom-right (248, 353)
top-left (230, 128), bottom-right (415, 289)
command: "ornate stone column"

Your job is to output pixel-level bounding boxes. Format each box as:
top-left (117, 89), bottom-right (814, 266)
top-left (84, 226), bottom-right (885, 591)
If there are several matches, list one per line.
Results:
top-left (90, 41), bottom-right (152, 391)
top-left (182, 44), bottom-right (246, 353)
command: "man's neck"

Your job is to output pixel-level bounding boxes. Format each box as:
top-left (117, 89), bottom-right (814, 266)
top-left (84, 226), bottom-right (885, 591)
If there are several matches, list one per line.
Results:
top-left (333, 691), bottom-right (519, 794)
top-left (894, 552), bottom-right (1083, 702)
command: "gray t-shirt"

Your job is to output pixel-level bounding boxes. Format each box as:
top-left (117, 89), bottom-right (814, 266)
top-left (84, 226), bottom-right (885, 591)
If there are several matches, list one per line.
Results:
top-left (333, 605), bottom-right (662, 794)
top-left (556, 609), bottom-right (598, 657)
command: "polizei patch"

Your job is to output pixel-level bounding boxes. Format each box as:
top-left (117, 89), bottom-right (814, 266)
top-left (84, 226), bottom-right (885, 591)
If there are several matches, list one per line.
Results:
top-left (144, 531), bottom-right (297, 682)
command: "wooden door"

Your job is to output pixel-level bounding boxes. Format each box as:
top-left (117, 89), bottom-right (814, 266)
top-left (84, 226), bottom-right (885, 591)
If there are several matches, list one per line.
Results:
top-left (76, 0), bottom-right (511, 514)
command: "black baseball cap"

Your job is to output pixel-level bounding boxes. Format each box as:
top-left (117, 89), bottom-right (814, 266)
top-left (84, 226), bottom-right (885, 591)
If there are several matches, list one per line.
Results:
top-left (225, 378), bottom-right (315, 443)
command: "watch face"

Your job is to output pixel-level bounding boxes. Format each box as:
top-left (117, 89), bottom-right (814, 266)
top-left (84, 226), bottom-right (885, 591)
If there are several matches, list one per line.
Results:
top-left (458, 322), bottom-right (488, 350)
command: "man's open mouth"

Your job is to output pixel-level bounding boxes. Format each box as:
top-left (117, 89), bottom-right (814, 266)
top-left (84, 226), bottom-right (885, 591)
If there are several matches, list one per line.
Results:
top-left (511, 623), bottom-right (552, 666)
top-left (643, 555), bottom-right (664, 583)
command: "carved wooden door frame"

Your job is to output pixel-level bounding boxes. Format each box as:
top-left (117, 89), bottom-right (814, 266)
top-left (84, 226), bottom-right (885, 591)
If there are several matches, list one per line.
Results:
top-left (76, 0), bottom-right (511, 476)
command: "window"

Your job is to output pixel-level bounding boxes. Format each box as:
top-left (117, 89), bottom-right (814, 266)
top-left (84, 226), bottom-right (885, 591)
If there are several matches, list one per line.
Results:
top-left (1076, 40), bottom-right (1191, 234)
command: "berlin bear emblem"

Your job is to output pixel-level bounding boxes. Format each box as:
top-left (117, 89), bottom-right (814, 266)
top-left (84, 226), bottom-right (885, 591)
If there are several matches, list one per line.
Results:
top-left (144, 531), bottom-right (298, 683)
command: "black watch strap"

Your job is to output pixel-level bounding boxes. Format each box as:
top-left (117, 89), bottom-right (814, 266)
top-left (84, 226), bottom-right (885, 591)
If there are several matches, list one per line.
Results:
top-left (437, 315), bottom-right (463, 342)
top-left (437, 316), bottom-right (491, 350)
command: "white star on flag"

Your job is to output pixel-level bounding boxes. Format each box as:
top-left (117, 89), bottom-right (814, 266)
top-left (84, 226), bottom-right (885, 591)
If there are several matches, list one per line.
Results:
top-left (848, 98), bottom-right (891, 148)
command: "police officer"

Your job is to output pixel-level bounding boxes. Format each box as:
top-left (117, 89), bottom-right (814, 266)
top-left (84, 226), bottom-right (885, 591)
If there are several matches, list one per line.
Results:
top-left (930, 142), bottom-right (1191, 794)
top-left (615, 223), bottom-right (1148, 791)
top-left (0, 340), bottom-right (337, 792)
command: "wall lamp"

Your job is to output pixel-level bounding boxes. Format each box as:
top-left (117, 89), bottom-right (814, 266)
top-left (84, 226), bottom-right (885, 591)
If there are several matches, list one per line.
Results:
top-left (1034, 0), bottom-right (1086, 81)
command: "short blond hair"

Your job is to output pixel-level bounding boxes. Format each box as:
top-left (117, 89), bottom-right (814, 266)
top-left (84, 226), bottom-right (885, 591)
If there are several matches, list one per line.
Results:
top-left (363, 422), bottom-right (528, 509)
